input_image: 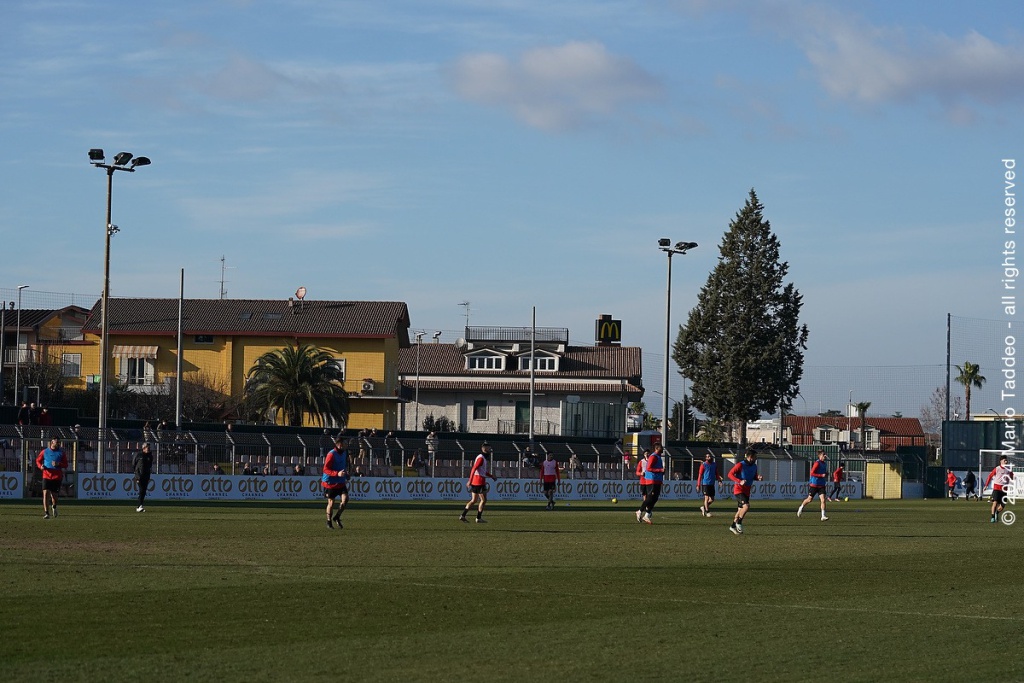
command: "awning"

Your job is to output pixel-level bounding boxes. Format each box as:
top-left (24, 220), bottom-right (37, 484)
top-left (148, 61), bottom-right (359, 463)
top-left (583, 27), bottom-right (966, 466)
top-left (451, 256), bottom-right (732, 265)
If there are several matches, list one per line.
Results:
top-left (112, 345), bottom-right (159, 359)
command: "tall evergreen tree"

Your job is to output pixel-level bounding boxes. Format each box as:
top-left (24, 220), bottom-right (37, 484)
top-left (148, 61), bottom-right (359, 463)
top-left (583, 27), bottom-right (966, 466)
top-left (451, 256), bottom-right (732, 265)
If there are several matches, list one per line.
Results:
top-left (673, 189), bottom-right (808, 448)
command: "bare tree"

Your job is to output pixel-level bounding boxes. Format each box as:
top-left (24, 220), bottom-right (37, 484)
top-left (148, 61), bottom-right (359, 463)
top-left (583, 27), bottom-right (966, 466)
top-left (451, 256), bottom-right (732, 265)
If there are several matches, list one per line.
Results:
top-left (920, 385), bottom-right (963, 446)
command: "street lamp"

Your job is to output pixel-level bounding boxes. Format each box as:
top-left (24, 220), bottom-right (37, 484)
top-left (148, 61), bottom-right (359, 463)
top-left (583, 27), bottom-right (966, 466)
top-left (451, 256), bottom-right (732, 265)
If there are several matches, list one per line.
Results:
top-left (89, 149), bottom-right (151, 471)
top-left (658, 239), bottom-right (697, 448)
top-left (13, 285), bottom-right (29, 404)
top-left (0, 301), bottom-right (5, 403)
top-left (414, 332), bottom-right (425, 431)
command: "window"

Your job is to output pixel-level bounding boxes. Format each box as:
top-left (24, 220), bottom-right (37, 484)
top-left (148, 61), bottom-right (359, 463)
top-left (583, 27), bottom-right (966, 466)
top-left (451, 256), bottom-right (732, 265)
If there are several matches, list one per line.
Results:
top-left (62, 353), bottom-right (82, 378)
top-left (817, 427), bottom-right (834, 444)
top-left (125, 357), bottom-right (156, 386)
top-left (194, 335), bottom-right (214, 344)
top-left (466, 354), bottom-right (504, 370)
top-left (331, 358), bottom-right (346, 381)
top-left (519, 355), bottom-right (557, 371)
top-left (473, 400), bottom-right (488, 420)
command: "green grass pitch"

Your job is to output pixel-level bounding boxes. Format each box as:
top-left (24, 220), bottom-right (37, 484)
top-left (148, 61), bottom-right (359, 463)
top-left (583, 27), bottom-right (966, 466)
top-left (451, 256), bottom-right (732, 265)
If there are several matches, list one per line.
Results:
top-left (1, 498), bottom-right (1020, 682)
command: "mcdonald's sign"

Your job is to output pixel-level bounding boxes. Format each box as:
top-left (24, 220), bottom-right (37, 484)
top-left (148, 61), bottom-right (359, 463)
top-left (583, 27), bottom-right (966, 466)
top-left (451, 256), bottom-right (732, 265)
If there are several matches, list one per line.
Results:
top-left (595, 314), bottom-right (621, 345)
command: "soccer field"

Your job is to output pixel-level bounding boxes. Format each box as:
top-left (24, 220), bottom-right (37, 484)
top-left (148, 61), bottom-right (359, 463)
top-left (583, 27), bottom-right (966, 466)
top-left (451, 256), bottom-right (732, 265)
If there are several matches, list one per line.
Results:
top-left (1, 498), bottom-right (1020, 683)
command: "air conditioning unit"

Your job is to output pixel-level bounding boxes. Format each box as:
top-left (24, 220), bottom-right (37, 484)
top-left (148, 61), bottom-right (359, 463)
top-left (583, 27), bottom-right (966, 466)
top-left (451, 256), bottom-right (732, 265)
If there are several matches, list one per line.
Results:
top-left (361, 379), bottom-right (375, 394)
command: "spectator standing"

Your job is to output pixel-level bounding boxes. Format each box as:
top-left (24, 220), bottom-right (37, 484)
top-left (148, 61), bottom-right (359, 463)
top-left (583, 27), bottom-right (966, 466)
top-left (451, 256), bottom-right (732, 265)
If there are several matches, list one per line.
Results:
top-left (36, 438), bottom-right (67, 519)
top-left (728, 448), bottom-right (763, 535)
top-left (425, 431), bottom-right (439, 463)
top-left (29, 402), bottom-right (41, 425)
top-left (407, 449), bottom-right (426, 474)
top-left (132, 443), bottom-right (154, 512)
top-left (540, 452), bottom-right (561, 510)
top-left (568, 452), bottom-right (582, 478)
top-left (322, 437), bottom-right (350, 529)
top-left (38, 406), bottom-right (52, 427)
top-left (459, 443), bottom-right (497, 524)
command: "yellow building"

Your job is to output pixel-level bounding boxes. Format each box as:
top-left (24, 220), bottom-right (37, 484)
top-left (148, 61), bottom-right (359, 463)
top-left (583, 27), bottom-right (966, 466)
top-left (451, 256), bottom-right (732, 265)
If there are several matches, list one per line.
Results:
top-left (76, 298), bottom-right (410, 429)
top-left (1, 305), bottom-right (91, 404)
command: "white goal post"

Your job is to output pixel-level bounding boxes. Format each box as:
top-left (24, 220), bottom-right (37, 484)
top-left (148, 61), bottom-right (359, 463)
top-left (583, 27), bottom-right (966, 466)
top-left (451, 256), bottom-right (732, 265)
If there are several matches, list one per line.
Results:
top-left (977, 449), bottom-right (1023, 494)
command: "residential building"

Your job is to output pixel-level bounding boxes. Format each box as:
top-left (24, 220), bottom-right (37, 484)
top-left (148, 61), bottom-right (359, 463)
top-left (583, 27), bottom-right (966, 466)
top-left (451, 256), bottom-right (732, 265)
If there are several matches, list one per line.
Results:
top-left (74, 298), bottom-right (410, 429)
top-left (398, 325), bottom-right (643, 438)
top-left (1, 305), bottom-right (90, 403)
top-left (783, 414), bottom-right (926, 452)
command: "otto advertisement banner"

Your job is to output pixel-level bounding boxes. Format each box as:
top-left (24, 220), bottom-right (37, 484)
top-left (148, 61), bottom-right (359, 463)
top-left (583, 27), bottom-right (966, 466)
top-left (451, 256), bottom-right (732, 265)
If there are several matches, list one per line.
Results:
top-left (0, 472), bottom-right (24, 500)
top-left (73, 474), bottom-right (863, 503)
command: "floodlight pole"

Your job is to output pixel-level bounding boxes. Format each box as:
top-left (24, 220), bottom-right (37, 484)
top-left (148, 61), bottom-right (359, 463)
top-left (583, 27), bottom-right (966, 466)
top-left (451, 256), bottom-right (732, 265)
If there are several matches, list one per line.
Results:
top-left (91, 150), bottom-right (150, 472)
top-left (659, 240), bottom-right (697, 449)
top-left (414, 332), bottom-right (424, 430)
top-left (14, 286), bottom-right (28, 404)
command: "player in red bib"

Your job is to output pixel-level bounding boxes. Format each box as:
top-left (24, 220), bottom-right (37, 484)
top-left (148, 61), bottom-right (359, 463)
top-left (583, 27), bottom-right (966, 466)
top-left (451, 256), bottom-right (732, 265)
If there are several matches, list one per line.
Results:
top-left (460, 443), bottom-right (497, 523)
top-left (321, 437), bottom-right (350, 529)
top-left (946, 469), bottom-right (960, 500)
top-left (985, 455), bottom-right (1015, 523)
top-left (540, 451), bottom-right (561, 510)
top-left (828, 461), bottom-right (845, 501)
top-left (635, 449), bottom-right (650, 512)
top-left (797, 450), bottom-right (830, 521)
top-left (728, 448), bottom-right (763, 535)
top-left (36, 438), bottom-right (68, 519)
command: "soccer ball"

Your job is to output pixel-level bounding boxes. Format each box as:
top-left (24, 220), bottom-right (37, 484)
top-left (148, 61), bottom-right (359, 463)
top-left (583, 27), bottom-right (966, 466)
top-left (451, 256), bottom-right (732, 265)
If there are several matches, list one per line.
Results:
top-left (843, 497), bottom-right (849, 502)
top-left (611, 498), bottom-right (618, 504)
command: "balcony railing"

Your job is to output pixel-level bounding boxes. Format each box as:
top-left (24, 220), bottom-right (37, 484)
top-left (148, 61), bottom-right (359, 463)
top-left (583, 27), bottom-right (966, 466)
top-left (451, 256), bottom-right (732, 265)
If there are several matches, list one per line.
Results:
top-left (1, 348), bottom-right (37, 365)
top-left (497, 419), bottom-right (559, 436)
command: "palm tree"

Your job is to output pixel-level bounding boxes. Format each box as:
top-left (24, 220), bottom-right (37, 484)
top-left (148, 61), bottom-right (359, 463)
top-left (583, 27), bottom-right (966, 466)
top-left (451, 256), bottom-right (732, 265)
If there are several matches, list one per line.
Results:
top-left (855, 401), bottom-right (871, 454)
top-left (243, 343), bottom-right (349, 427)
top-left (954, 362), bottom-right (986, 421)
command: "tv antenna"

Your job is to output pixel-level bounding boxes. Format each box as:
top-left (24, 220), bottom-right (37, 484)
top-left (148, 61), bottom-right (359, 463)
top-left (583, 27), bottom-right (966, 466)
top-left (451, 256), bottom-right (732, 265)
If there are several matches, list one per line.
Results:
top-left (218, 255), bottom-right (235, 299)
top-left (459, 301), bottom-right (470, 328)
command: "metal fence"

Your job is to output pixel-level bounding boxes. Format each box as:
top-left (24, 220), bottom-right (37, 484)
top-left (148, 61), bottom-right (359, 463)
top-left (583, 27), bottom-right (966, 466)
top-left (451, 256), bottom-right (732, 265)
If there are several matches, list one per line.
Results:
top-left (8, 423), bottom-right (943, 499)
top-left (1, 424), bottom-right (825, 483)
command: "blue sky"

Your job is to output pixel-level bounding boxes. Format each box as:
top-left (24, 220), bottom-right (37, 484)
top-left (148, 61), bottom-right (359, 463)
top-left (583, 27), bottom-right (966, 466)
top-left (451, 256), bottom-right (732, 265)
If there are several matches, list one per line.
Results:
top-left (2, 1), bottom-right (1021, 419)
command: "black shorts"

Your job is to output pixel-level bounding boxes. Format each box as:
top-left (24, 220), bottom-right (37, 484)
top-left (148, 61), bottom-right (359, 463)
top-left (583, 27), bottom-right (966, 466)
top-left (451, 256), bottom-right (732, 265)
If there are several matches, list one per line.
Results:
top-left (992, 489), bottom-right (1007, 505)
top-left (323, 485), bottom-right (348, 499)
top-left (542, 481), bottom-right (557, 492)
top-left (469, 484), bottom-right (487, 495)
top-left (701, 485), bottom-right (716, 499)
top-left (42, 478), bottom-right (62, 493)
top-left (809, 485), bottom-right (826, 497)
top-left (639, 484), bottom-right (650, 498)
top-left (735, 492), bottom-right (750, 507)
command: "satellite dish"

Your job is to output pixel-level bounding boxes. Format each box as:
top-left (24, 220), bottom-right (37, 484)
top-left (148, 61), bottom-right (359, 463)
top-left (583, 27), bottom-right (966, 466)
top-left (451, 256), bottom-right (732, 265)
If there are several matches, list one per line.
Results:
top-left (295, 286), bottom-right (307, 300)
top-left (455, 338), bottom-right (467, 349)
